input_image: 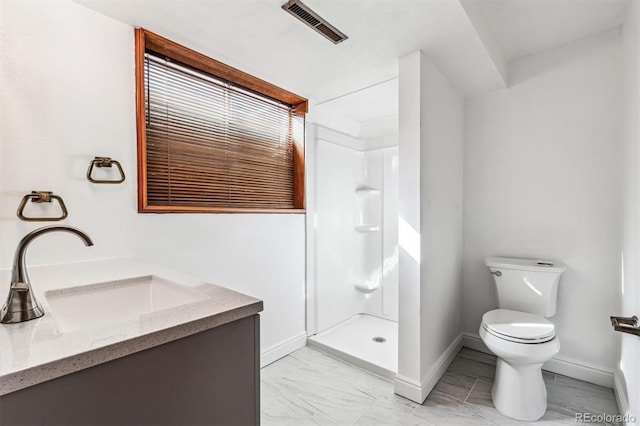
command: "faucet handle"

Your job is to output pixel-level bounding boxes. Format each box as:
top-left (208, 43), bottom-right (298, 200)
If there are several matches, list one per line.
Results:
top-left (10, 282), bottom-right (30, 291)
top-left (17, 191), bottom-right (68, 222)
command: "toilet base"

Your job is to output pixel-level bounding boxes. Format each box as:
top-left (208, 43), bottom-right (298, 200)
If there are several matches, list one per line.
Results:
top-left (491, 358), bottom-right (547, 421)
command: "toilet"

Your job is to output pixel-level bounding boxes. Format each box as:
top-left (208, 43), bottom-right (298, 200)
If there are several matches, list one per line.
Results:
top-left (479, 257), bottom-right (566, 422)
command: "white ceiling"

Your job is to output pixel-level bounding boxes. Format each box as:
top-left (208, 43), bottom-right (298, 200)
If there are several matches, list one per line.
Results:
top-left (75, 0), bottom-right (630, 123)
top-left (479, 0), bottom-right (629, 61)
top-left (75, 0), bottom-right (506, 103)
top-left (317, 78), bottom-right (398, 123)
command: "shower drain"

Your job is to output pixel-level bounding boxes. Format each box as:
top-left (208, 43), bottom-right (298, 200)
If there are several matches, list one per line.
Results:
top-left (372, 337), bottom-right (387, 343)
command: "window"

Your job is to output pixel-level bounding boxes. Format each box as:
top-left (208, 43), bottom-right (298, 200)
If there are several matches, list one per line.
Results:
top-left (134, 28), bottom-right (307, 213)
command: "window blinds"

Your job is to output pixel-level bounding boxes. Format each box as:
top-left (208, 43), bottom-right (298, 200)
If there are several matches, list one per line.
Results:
top-left (144, 52), bottom-right (303, 210)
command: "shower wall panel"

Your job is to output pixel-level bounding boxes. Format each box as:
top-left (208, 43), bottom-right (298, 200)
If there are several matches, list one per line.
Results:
top-left (315, 140), bottom-right (368, 333)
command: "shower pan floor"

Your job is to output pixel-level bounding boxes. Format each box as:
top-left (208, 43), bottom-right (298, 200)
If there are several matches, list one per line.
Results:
top-left (307, 314), bottom-right (397, 379)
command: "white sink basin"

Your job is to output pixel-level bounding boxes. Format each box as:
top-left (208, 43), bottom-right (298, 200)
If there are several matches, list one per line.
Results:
top-left (44, 275), bottom-right (208, 333)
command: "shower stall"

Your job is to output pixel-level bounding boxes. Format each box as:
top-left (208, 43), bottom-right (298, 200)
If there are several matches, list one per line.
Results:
top-left (306, 123), bottom-right (399, 378)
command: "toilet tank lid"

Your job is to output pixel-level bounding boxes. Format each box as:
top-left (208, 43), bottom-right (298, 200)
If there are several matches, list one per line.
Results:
top-left (485, 257), bottom-right (567, 273)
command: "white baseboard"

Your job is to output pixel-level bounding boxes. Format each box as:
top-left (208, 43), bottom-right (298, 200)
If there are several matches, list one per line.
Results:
top-left (614, 370), bottom-right (631, 424)
top-left (260, 332), bottom-right (307, 368)
top-left (461, 332), bottom-right (490, 353)
top-left (461, 332), bottom-right (614, 388)
top-left (394, 374), bottom-right (425, 403)
top-left (394, 333), bottom-right (464, 403)
top-left (544, 356), bottom-right (614, 388)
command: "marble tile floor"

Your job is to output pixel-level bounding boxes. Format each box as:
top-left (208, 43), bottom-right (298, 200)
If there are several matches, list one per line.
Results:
top-left (261, 346), bottom-right (621, 426)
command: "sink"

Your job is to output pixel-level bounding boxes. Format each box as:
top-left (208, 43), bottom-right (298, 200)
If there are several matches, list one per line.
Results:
top-left (44, 275), bottom-right (208, 332)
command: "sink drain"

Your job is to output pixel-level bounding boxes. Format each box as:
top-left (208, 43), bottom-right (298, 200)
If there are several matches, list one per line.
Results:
top-left (372, 336), bottom-right (387, 343)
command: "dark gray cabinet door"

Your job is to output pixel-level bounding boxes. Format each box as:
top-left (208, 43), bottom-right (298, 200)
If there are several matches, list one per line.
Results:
top-left (0, 315), bottom-right (260, 426)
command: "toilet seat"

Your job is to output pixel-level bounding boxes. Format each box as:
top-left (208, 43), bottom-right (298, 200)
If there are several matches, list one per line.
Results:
top-left (482, 309), bottom-right (555, 344)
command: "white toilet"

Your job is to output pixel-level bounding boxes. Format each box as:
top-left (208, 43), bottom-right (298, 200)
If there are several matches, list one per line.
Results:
top-left (479, 257), bottom-right (566, 422)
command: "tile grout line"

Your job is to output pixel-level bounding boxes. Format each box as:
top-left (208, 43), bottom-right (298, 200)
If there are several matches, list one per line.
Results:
top-left (464, 378), bottom-right (479, 402)
top-left (407, 392), bottom-right (424, 419)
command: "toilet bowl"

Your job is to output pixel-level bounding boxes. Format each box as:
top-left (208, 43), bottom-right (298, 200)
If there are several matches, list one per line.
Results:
top-left (481, 257), bottom-right (566, 421)
top-left (480, 309), bottom-right (560, 421)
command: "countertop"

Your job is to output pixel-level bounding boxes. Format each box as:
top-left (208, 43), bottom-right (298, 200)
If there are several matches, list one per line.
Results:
top-left (0, 257), bottom-right (263, 396)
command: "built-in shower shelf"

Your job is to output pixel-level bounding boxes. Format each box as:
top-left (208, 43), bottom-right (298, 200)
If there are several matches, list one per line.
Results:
top-left (353, 282), bottom-right (380, 294)
top-left (355, 225), bottom-right (380, 233)
top-left (355, 186), bottom-right (380, 197)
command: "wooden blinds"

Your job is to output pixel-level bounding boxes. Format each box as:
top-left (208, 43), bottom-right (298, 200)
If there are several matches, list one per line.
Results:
top-left (135, 29), bottom-right (306, 213)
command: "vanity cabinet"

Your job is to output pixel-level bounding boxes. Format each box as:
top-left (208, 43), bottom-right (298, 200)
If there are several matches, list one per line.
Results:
top-left (0, 315), bottom-right (260, 425)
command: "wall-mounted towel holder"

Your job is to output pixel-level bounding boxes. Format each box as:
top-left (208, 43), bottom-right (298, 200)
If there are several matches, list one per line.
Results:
top-left (87, 156), bottom-right (125, 184)
top-left (17, 191), bottom-right (68, 222)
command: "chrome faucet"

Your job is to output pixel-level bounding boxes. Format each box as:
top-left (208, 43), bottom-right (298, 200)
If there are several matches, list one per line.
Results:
top-left (1, 226), bottom-right (94, 324)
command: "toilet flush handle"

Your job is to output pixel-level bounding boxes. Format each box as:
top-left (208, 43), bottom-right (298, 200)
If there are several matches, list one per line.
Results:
top-left (490, 270), bottom-right (502, 277)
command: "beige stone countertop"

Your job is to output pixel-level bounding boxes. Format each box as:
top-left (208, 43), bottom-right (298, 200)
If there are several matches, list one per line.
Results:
top-left (0, 257), bottom-right (263, 396)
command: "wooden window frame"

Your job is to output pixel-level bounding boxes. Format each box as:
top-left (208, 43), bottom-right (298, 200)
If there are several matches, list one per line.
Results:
top-left (135, 28), bottom-right (307, 214)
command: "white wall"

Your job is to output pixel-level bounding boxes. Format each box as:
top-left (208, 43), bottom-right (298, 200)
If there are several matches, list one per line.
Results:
top-left (620, 0), bottom-right (640, 419)
top-left (396, 51), bottom-right (464, 403)
top-left (0, 0), bottom-right (138, 268)
top-left (135, 215), bottom-right (305, 366)
top-left (0, 0), bottom-right (306, 365)
top-left (463, 29), bottom-right (623, 373)
top-left (397, 52), bottom-right (424, 390)
top-left (418, 55), bottom-right (464, 379)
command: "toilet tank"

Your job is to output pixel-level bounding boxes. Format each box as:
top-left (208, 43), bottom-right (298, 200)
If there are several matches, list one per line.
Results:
top-left (485, 257), bottom-right (566, 317)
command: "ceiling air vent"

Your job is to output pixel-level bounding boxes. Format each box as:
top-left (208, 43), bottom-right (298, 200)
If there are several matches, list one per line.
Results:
top-left (282, 0), bottom-right (348, 44)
